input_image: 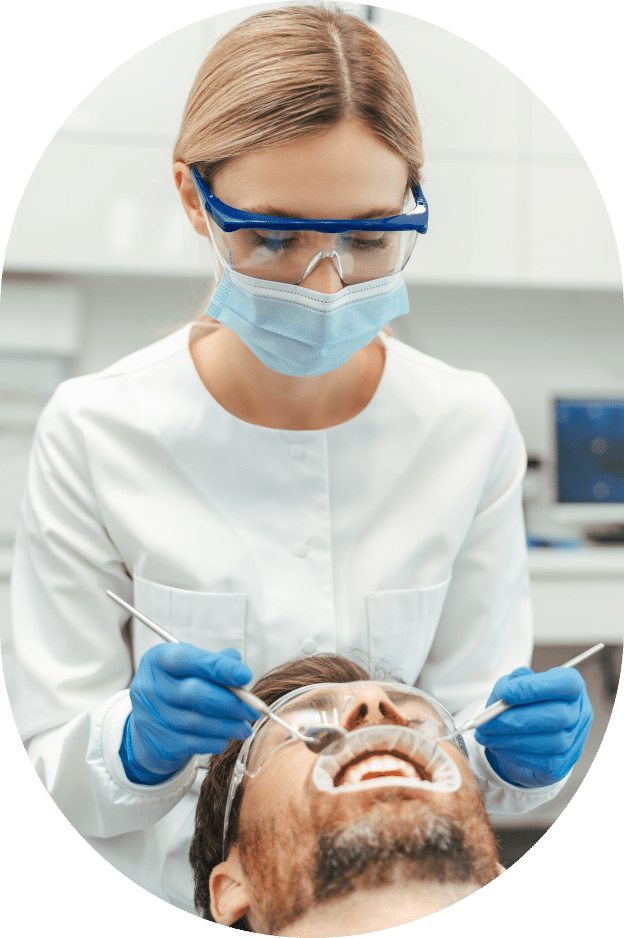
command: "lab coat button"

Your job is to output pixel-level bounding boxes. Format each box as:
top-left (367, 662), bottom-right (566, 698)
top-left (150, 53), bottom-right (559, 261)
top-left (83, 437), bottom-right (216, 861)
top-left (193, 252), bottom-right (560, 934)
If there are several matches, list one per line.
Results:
top-left (289, 445), bottom-right (304, 458)
top-left (293, 542), bottom-right (309, 557)
top-left (301, 639), bottom-right (317, 654)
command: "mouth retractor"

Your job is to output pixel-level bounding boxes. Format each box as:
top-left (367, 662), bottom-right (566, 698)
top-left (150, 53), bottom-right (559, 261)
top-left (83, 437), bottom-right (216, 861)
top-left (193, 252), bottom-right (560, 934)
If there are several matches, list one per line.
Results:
top-left (311, 725), bottom-right (462, 795)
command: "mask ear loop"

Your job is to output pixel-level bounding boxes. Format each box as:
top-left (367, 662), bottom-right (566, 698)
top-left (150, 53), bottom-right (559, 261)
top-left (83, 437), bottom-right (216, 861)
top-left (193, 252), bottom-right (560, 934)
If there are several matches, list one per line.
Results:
top-left (197, 205), bottom-right (232, 313)
top-left (200, 207), bottom-right (230, 276)
top-left (190, 167), bottom-right (229, 281)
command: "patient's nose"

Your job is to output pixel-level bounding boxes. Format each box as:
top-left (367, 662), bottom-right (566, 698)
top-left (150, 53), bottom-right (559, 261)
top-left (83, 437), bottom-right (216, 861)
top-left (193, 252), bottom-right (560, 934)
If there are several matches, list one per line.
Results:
top-left (342, 686), bottom-right (408, 732)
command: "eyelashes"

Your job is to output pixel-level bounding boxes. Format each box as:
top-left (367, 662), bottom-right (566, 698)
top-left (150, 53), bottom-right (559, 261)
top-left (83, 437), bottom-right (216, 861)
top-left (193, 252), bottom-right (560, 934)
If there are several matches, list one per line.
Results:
top-left (248, 232), bottom-right (390, 253)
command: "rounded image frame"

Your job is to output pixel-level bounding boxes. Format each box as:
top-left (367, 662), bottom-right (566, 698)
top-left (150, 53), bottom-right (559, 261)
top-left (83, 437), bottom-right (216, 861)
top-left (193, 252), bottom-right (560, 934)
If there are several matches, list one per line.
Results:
top-left (0, 0), bottom-right (624, 938)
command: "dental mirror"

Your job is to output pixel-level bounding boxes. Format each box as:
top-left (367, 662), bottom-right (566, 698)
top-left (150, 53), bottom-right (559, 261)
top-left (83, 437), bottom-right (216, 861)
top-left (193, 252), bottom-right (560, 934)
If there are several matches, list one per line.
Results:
top-left (300, 724), bottom-right (348, 753)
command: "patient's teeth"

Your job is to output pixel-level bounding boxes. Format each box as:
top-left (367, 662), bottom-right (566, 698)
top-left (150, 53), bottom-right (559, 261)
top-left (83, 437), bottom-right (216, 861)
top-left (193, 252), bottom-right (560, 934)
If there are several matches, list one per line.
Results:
top-left (341, 755), bottom-right (417, 786)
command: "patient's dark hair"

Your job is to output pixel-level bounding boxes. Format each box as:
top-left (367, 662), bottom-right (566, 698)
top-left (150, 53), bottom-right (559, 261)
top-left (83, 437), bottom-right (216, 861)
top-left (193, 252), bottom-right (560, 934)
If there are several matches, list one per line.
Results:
top-left (190, 652), bottom-right (386, 922)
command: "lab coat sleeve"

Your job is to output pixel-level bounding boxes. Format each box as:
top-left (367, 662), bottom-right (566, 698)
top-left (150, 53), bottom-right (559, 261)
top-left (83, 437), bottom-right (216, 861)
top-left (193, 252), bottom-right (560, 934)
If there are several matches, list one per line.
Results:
top-left (8, 382), bottom-right (193, 836)
top-left (416, 392), bottom-right (569, 812)
top-left (464, 731), bottom-right (570, 814)
top-left (26, 692), bottom-right (199, 838)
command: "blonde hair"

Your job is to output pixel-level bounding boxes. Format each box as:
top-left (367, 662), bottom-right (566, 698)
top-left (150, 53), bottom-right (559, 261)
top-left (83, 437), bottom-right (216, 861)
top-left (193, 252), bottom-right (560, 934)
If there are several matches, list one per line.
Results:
top-left (173, 3), bottom-right (424, 190)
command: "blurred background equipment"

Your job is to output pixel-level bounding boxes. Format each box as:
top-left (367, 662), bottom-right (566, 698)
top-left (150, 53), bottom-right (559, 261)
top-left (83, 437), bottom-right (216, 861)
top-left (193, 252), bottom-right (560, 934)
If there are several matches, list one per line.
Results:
top-left (552, 396), bottom-right (624, 528)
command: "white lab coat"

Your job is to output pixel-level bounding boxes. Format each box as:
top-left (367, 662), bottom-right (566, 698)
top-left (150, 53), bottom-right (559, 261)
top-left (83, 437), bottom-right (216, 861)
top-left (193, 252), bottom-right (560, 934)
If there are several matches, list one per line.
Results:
top-left (8, 322), bottom-right (568, 913)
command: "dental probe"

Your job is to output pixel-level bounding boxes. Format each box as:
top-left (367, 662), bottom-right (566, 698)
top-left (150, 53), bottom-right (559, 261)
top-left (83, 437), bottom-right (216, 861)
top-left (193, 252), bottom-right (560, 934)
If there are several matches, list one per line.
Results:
top-left (439, 642), bottom-right (605, 741)
top-left (106, 590), bottom-right (345, 752)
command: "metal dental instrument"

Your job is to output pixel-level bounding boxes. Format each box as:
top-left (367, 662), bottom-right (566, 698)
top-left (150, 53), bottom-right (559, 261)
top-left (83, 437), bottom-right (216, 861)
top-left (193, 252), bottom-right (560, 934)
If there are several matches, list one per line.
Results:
top-left (106, 590), bottom-right (346, 753)
top-left (439, 642), bottom-right (605, 742)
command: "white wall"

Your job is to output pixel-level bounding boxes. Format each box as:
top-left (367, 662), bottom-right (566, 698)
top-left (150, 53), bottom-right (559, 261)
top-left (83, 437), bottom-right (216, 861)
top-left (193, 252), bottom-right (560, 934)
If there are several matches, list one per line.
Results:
top-left (395, 283), bottom-right (624, 455)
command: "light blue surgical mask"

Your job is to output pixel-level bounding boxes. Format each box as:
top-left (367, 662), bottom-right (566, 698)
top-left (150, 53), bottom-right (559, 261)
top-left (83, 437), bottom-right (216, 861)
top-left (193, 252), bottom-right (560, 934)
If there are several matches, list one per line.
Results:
top-left (203, 265), bottom-right (409, 377)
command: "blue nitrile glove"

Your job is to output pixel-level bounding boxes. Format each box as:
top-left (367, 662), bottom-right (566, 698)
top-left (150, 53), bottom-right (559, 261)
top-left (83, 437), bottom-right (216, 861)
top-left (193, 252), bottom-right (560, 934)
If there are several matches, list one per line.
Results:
top-left (120, 644), bottom-right (258, 785)
top-left (474, 666), bottom-right (593, 788)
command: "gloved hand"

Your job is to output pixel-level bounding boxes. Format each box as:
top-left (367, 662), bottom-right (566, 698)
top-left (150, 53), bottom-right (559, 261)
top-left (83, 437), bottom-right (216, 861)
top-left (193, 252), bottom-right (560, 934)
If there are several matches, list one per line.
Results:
top-left (474, 666), bottom-right (593, 788)
top-left (120, 644), bottom-right (258, 785)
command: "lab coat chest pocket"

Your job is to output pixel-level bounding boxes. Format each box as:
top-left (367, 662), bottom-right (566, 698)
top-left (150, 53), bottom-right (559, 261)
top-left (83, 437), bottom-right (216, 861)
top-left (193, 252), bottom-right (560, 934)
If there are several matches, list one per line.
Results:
top-left (366, 578), bottom-right (451, 685)
top-left (131, 576), bottom-right (246, 664)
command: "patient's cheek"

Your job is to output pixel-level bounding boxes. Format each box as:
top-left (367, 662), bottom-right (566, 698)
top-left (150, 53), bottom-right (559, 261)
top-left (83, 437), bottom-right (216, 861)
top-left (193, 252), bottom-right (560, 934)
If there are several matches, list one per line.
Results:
top-left (240, 748), bottom-right (317, 826)
top-left (274, 761), bottom-right (308, 797)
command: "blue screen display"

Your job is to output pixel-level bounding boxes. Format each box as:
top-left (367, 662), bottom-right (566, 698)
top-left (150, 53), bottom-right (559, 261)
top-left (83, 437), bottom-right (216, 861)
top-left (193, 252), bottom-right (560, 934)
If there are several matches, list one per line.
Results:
top-left (555, 398), bottom-right (624, 504)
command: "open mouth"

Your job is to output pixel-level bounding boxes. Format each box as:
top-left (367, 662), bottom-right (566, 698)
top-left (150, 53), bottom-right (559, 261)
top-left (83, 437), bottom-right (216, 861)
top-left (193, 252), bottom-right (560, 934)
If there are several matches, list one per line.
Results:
top-left (311, 725), bottom-right (462, 795)
top-left (333, 750), bottom-right (432, 787)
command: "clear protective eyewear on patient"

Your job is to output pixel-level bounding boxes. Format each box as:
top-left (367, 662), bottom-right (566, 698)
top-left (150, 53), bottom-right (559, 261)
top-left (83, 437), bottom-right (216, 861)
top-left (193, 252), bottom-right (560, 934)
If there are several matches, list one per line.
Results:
top-left (222, 681), bottom-right (465, 859)
top-left (191, 166), bottom-right (428, 286)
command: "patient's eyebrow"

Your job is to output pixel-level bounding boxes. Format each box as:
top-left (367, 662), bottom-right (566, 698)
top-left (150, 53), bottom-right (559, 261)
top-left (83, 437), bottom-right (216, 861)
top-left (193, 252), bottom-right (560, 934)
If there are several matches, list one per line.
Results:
top-left (278, 692), bottom-right (341, 716)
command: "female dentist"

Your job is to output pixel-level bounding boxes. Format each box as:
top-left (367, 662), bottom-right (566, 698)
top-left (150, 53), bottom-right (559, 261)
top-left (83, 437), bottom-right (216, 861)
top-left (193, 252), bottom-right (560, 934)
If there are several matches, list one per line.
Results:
top-left (8, 4), bottom-right (592, 914)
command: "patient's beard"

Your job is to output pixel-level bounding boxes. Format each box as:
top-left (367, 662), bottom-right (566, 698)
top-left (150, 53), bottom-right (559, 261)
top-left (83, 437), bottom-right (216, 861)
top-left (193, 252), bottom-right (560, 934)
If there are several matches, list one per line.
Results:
top-left (237, 783), bottom-right (500, 935)
top-left (313, 789), bottom-right (500, 900)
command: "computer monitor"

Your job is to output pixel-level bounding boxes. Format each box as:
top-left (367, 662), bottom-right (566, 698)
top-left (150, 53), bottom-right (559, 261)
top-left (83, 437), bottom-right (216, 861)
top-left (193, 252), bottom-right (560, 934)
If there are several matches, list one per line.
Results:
top-left (550, 396), bottom-right (624, 523)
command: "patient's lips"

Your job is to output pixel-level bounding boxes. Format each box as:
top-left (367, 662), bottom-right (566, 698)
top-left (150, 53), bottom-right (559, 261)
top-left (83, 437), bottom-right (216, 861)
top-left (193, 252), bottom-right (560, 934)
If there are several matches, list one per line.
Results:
top-left (311, 725), bottom-right (463, 795)
top-left (338, 753), bottom-right (421, 787)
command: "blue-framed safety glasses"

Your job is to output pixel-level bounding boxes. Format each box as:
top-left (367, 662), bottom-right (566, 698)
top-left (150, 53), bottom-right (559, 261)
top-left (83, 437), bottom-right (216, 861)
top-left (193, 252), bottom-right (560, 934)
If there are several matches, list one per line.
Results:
top-left (221, 680), bottom-right (465, 859)
top-left (191, 166), bottom-right (428, 285)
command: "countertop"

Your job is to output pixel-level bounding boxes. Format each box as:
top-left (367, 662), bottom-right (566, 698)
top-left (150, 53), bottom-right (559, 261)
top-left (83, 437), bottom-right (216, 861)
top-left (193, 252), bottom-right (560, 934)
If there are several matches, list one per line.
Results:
top-left (528, 546), bottom-right (624, 577)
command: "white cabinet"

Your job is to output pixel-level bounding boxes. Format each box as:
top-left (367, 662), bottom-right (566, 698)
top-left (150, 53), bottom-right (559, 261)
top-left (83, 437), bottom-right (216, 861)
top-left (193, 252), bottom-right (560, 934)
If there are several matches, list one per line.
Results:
top-left (3, 6), bottom-right (621, 287)
top-left (526, 163), bottom-right (621, 286)
top-left (7, 141), bottom-right (211, 275)
top-left (377, 13), bottom-right (523, 157)
top-left (529, 549), bottom-right (624, 643)
top-left (372, 9), bottom-right (620, 289)
top-left (403, 160), bottom-right (520, 284)
top-left (58, 22), bottom-right (211, 139)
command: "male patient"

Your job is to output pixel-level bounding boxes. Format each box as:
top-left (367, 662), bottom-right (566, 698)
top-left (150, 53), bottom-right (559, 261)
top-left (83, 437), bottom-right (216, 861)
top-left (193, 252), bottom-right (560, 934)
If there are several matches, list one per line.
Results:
top-left (190, 654), bottom-right (503, 935)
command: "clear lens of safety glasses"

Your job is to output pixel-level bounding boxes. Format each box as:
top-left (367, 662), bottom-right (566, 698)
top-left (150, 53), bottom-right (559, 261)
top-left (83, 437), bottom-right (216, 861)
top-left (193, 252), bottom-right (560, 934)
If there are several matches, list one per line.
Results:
top-left (221, 681), bottom-right (466, 859)
top-left (190, 166), bottom-right (427, 286)
top-left (210, 225), bottom-right (418, 285)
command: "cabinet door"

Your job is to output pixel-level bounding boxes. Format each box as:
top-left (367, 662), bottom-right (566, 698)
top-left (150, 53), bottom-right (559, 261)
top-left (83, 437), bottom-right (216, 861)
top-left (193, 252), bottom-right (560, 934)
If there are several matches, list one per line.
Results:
top-left (59, 22), bottom-right (209, 139)
top-left (403, 159), bottom-right (519, 284)
top-left (531, 577), bottom-right (624, 643)
top-left (526, 162), bottom-right (621, 288)
top-left (6, 140), bottom-right (212, 275)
